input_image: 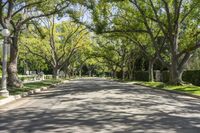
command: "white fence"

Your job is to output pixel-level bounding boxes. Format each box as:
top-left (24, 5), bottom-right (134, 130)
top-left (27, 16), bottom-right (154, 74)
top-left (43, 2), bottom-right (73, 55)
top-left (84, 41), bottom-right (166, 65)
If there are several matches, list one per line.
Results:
top-left (18, 75), bottom-right (53, 83)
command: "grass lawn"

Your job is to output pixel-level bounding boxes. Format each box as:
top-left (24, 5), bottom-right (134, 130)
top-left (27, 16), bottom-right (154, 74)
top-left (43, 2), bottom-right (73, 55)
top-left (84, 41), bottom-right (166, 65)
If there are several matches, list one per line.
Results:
top-left (8, 79), bottom-right (62, 95)
top-left (0, 96), bottom-right (5, 100)
top-left (135, 81), bottom-right (200, 96)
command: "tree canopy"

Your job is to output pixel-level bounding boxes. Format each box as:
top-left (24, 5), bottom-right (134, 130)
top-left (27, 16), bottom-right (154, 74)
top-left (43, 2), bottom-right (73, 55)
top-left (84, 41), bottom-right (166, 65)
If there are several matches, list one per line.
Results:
top-left (0, 0), bottom-right (199, 88)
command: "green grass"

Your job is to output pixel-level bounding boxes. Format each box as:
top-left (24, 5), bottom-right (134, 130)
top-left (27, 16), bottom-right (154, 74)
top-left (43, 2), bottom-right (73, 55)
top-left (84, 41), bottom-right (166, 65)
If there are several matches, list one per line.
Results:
top-left (0, 96), bottom-right (5, 100)
top-left (136, 81), bottom-right (200, 96)
top-left (8, 79), bottom-right (61, 95)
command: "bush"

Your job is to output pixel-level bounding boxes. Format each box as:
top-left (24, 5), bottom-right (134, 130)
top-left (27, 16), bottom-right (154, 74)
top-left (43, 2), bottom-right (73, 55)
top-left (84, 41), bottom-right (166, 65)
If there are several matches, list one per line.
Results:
top-left (134, 70), bottom-right (200, 86)
top-left (134, 71), bottom-right (149, 81)
top-left (161, 71), bottom-right (170, 83)
top-left (159, 70), bottom-right (200, 86)
top-left (183, 70), bottom-right (200, 86)
top-left (20, 77), bottom-right (25, 81)
top-left (45, 75), bottom-right (53, 79)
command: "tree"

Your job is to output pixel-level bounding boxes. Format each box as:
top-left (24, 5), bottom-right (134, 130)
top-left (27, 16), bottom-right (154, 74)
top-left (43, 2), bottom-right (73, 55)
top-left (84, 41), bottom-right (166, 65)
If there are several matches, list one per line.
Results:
top-left (0, 0), bottom-right (69, 87)
top-left (92, 35), bottom-right (140, 80)
top-left (72, 44), bottom-right (93, 77)
top-left (187, 49), bottom-right (200, 70)
top-left (21, 18), bottom-right (90, 79)
top-left (68, 0), bottom-right (164, 81)
top-left (18, 47), bottom-right (48, 74)
top-left (130, 0), bottom-right (200, 84)
top-left (72, 0), bottom-right (200, 84)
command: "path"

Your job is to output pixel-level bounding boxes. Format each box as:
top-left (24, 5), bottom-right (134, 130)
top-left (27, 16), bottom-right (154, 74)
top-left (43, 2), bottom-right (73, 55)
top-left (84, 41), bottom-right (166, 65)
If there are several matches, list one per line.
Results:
top-left (0, 78), bottom-right (200, 133)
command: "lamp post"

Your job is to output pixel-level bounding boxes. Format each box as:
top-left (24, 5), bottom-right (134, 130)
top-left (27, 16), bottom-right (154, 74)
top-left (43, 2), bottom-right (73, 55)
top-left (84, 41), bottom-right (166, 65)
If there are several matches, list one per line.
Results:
top-left (0, 28), bottom-right (10, 97)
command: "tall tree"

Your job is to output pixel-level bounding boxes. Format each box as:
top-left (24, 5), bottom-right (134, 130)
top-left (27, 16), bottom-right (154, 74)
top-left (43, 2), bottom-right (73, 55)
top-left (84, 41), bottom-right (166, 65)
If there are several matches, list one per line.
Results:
top-left (21, 18), bottom-right (90, 79)
top-left (130, 0), bottom-right (200, 84)
top-left (0, 0), bottom-right (69, 87)
top-left (72, 0), bottom-right (200, 84)
top-left (68, 0), bottom-right (164, 81)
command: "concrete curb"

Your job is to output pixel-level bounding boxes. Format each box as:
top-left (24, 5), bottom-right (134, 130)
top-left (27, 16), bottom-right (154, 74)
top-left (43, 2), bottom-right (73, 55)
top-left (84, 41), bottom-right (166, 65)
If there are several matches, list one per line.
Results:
top-left (0, 80), bottom-right (68, 107)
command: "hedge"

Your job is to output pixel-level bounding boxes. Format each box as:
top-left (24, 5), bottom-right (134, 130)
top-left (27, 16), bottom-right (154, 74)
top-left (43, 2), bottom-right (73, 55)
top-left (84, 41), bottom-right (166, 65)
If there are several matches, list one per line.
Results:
top-left (182, 70), bottom-right (200, 86)
top-left (161, 71), bottom-right (170, 83)
top-left (160, 70), bottom-right (200, 86)
top-left (134, 71), bottom-right (149, 81)
top-left (134, 70), bottom-right (200, 86)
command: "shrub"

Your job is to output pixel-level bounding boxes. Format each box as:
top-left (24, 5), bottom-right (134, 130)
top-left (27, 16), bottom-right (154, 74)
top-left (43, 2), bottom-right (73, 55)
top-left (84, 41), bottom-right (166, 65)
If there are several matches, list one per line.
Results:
top-left (183, 70), bottom-right (200, 86)
top-left (134, 71), bottom-right (149, 81)
top-left (134, 70), bottom-right (200, 86)
top-left (159, 70), bottom-right (200, 86)
top-left (20, 77), bottom-right (25, 81)
top-left (45, 75), bottom-right (53, 79)
top-left (161, 71), bottom-right (170, 83)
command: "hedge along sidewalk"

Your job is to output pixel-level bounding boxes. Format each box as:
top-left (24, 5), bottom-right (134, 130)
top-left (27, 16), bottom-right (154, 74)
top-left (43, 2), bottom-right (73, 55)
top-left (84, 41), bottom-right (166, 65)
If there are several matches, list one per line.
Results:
top-left (0, 79), bottom-right (69, 107)
top-left (127, 81), bottom-right (200, 99)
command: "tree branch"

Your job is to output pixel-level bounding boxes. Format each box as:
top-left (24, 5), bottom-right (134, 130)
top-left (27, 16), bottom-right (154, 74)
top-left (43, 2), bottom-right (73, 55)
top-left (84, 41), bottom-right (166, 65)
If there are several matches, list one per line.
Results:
top-left (18, 3), bottom-right (70, 28)
top-left (177, 41), bottom-right (200, 58)
top-left (12, 1), bottom-right (43, 17)
top-left (24, 45), bottom-right (54, 67)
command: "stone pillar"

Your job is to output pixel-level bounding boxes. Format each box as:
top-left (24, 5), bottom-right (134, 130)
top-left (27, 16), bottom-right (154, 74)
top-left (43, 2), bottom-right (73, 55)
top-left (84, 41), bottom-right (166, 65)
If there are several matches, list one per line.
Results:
top-left (155, 70), bottom-right (161, 82)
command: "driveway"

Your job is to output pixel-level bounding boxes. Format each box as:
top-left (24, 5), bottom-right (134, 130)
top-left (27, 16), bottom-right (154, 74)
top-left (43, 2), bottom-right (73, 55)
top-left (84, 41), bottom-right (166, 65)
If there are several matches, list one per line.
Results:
top-left (0, 78), bottom-right (200, 133)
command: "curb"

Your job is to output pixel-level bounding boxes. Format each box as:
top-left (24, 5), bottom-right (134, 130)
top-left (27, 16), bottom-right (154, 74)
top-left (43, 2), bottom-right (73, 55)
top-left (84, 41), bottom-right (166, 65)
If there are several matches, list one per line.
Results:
top-left (131, 82), bottom-right (200, 99)
top-left (0, 80), bottom-right (68, 107)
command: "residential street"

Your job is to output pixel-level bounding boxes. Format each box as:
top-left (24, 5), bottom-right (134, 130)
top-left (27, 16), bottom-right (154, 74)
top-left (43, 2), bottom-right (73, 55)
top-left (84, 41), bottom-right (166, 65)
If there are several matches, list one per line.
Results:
top-left (0, 78), bottom-right (200, 133)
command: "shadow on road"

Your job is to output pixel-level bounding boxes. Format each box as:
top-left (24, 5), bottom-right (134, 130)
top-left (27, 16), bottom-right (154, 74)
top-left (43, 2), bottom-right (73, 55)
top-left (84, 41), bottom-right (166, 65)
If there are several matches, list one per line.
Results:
top-left (0, 78), bottom-right (200, 133)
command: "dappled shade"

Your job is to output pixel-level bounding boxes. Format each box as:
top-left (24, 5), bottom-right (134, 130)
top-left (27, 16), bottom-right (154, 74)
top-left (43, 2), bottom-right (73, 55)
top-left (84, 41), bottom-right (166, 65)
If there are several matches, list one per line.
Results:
top-left (1, 78), bottom-right (200, 133)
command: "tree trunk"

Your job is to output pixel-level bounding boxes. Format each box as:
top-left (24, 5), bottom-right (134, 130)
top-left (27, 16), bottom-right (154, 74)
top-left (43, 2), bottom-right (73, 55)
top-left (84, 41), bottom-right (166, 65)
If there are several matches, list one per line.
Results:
top-left (89, 70), bottom-right (92, 77)
top-left (7, 32), bottom-right (23, 88)
top-left (130, 62), bottom-right (135, 80)
top-left (122, 67), bottom-right (125, 80)
top-left (169, 35), bottom-right (182, 85)
top-left (53, 68), bottom-right (60, 79)
top-left (169, 66), bottom-right (183, 85)
top-left (169, 53), bottom-right (192, 85)
top-left (64, 68), bottom-right (68, 78)
top-left (79, 65), bottom-right (83, 77)
top-left (72, 69), bottom-right (75, 77)
top-left (112, 69), bottom-right (117, 79)
top-left (79, 70), bottom-right (82, 77)
top-left (128, 68), bottom-right (134, 80)
top-left (127, 60), bottom-right (135, 80)
top-left (129, 72), bottom-right (133, 80)
top-left (148, 60), bottom-right (154, 82)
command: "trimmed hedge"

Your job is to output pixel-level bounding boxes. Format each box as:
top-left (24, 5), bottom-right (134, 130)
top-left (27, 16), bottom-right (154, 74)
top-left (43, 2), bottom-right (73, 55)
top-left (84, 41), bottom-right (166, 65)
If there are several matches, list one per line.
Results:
top-left (160, 70), bottom-right (200, 86)
top-left (161, 71), bottom-right (170, 83)
top-left (134, 71), bottom-right (163, 82)
top-left (45, 75), bottom-right (53, 79)
top-left (134, 70), bottom-right (200, 86)
top-left (183, 70), bottom-right (200, 86)
top-left (134, 71), bottom-right (149, 81)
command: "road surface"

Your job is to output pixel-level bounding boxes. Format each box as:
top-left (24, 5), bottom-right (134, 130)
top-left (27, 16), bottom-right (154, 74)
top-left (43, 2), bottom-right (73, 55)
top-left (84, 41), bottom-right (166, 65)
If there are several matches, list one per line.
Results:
top-left (0, 78), bottom-right (200, 133)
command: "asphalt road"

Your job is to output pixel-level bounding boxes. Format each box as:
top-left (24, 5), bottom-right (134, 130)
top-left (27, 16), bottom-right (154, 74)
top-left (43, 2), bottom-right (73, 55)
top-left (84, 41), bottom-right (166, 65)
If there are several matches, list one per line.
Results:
top-left (0, 78), bottom-right (200, 133)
